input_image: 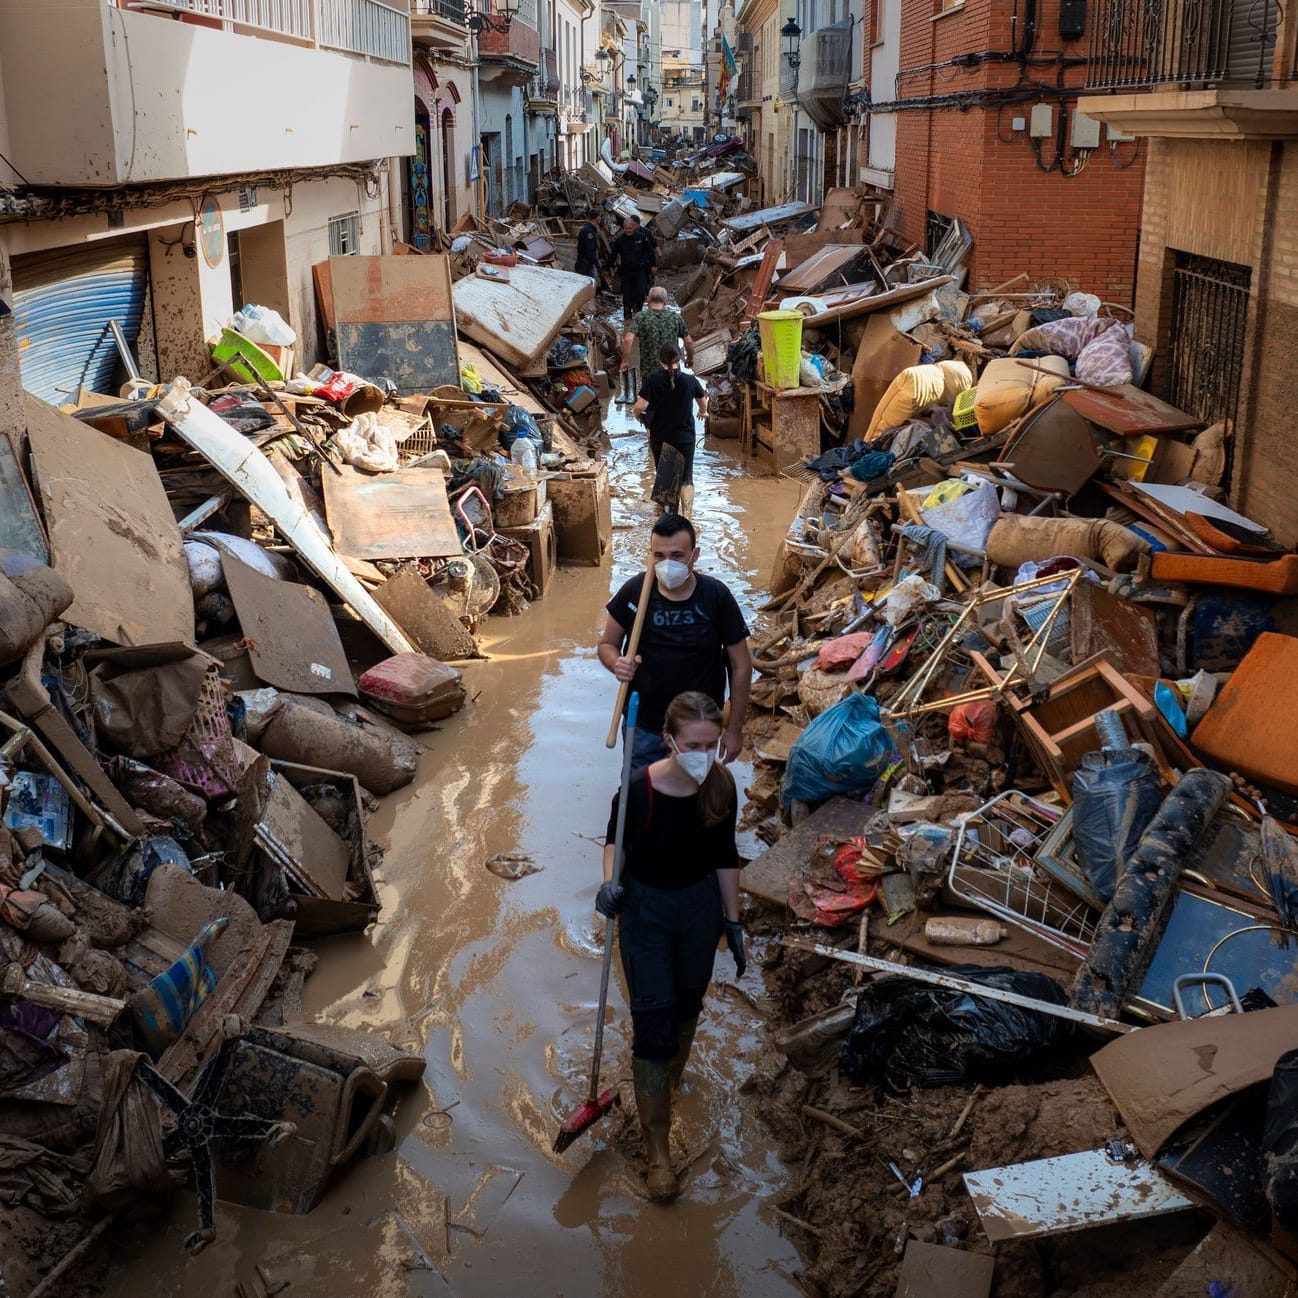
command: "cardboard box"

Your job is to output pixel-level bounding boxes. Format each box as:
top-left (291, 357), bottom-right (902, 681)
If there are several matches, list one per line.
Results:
top-left (547, 463), bottom-right (611, 566)
top-left (499, 499), bottom-right (557, 596)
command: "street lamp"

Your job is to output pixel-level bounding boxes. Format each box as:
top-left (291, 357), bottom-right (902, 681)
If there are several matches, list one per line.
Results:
top-left (781, 18), bottom-right (801, 70)
top-left (466, 0), bottom-right (517, 35)
top-left (782, 18), bottom-right (802, 203)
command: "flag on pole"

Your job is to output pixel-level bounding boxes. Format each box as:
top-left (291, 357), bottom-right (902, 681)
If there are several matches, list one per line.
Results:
top-left (719, 34), bottom-right (738, 99)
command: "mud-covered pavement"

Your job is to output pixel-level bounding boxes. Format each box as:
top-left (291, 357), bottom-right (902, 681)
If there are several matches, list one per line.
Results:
top-left (103, 410), bottom-right (810, 1295)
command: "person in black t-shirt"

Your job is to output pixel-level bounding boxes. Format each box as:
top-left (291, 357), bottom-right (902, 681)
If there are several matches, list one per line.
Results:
top-left (634, 343), bottom-right (707, 519)
top-left (598, 513), bottom-right (752, 769)
top-left (594, 691), bottom-right (746, 1201)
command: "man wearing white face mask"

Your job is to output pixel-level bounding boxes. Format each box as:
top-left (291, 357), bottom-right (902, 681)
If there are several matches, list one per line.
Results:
top-left (598, 513), bottom-right (752, 769)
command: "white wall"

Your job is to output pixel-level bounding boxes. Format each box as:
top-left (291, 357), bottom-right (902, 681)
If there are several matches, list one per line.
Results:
top-left (866, 0), bottom-right (900, 183)
top-left (0, 1), bottom-right (414, 186)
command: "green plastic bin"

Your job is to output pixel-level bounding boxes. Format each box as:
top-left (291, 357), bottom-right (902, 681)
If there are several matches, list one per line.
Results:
top-left (210, 327), bottom-right (283, 385)
top-left (757, 309), bottom-right (804, 390)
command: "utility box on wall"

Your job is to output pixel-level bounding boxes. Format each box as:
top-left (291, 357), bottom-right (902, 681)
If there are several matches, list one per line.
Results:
top-left (1059, 0), bottom-right (1087, 41)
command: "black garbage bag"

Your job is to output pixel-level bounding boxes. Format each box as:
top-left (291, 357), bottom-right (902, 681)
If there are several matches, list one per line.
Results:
top-left (838, 965), bottom-right (1073, 1091)
top-left (1071, 748), bottom-right (1163, 903)
top-left (1262, 1047), bottom-right (1298, 1234)
top-left (727, 329), bottom-right (761, 382)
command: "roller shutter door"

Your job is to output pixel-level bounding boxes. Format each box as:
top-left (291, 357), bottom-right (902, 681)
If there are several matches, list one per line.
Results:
top-left (11, 236), bottom-right (149, 404)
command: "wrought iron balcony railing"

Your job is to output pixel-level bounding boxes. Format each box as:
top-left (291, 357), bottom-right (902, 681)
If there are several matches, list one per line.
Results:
top-left (413, 0), bottom-right (467, 24)
top-left (1086, 0), bottom-right (1288, 91)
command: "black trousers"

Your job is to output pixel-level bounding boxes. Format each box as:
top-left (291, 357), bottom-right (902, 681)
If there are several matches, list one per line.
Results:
top-left (575, 257), bottom-right (597, 279)
top-left (649, 432), bottom-right (696, 486)
top-left (618, 874), bottom-right (723, 1061)
top-left (622, 270), bottom-right (650, 320)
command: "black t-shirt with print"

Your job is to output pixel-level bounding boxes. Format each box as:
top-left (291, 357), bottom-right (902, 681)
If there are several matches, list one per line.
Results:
top-left (640, 367), bottom-right (705, 444)
top-left (606, 571), bottom-right (750, 735)
top-left (606, 767), bottom-right (739, 890)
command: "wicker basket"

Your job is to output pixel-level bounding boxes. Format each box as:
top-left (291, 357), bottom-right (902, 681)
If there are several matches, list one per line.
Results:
top-left (798, 665), bottom-right (854, 718)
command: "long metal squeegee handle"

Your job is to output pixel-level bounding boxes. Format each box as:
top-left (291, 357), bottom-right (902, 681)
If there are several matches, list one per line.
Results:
top-left (589, 692), bottom-right (640, 1101)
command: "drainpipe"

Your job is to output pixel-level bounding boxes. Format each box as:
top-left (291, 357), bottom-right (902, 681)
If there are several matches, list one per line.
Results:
top-left (470, 38), bottom-right (485, 218)
top-left (385, 155), bottom-right (401, 251)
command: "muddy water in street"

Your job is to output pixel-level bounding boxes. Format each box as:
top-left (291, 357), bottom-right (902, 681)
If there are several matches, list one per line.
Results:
top-left (106, 411), bottom-right (808, 1297)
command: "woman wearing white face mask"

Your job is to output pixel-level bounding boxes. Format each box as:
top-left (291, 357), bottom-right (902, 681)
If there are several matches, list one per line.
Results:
top-left (595, 691), bottom-right (745, 1202)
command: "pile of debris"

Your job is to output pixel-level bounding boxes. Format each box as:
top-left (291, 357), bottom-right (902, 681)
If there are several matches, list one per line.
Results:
top-left (0, 244), bottom-right (614, 1293)
top-left (727, 195), bottom-right (1298, 1296)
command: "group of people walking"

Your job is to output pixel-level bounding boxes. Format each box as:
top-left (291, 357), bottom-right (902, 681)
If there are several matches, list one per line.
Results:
top-left (576, 213), bottom-right (705, 517)
top-left (573, 214), bottom-right (749, 1204)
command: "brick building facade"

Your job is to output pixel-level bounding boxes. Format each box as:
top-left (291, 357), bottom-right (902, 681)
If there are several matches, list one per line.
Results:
top-left (880, 0), bottom-right (1145, 304)
top-left (1080, 0), bottom-right (1298, 543)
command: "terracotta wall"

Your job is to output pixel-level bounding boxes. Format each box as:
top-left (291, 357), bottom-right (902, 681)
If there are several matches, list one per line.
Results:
top-left (891, 0), bottom-right (1145, 303)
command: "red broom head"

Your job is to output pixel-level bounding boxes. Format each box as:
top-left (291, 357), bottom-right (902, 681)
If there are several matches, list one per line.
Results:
top-left (552, 1087), bottom-right (620, 1153)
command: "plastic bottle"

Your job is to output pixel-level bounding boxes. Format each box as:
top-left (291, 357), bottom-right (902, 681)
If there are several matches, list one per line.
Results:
top-left (510, 436), bottom-right (538, 481)
top-left (924, 917), bottom-right (1008, 947)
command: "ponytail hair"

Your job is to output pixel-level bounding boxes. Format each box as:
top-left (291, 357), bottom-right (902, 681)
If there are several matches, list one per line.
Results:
top-left (659, 342), bottom-right (681, 391)
top-left (663, 691), bottom-right (736, 829)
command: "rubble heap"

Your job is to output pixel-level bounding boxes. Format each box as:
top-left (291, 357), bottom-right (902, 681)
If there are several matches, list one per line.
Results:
top-left (0, 241), bottom-right (613, 1293)
top-left (715, 188), bottom-right (1298, 1296)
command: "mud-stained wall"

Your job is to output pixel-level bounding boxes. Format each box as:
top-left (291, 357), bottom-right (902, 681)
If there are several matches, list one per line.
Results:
top-left (0, 243), bottom-right (21, 440)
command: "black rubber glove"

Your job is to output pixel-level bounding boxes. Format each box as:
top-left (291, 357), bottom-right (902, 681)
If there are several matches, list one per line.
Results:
top-left (724, 920), bottom-right (746, 978)
top-left (595, 882), bottom-right (624, 918)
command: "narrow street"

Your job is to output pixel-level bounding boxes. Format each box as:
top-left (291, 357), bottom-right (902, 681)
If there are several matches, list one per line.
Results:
top-left (104, 417), bottom-right (809, 1296)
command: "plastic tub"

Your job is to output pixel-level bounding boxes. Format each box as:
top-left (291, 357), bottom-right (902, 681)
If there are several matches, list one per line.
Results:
top-left (210, 327), bottom-right (283, 384)
top-left (757, 309), bottom-right (804, 390)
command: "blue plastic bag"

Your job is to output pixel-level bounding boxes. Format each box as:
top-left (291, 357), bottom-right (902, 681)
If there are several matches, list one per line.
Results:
top-left (782, 692), bottom-right (891, 810)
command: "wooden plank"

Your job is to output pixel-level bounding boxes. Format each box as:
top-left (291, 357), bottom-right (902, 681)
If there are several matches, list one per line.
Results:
top-left (329, 254), bottom-right (459, 393)
top-left (723, 201), bottom-right (815, 232)
top-left (222, 553), bottom-right (357, 697)
top-left (330, 253), bottom-right (454, 324)
top-left (777, 244), bottom-right (867, 294)
top-left (25, 394), bottom-right (193, 648)
top-left (782, 228), bottom-right (865, 267)
top-left (322, 463), bottom-right (462, 561)
top-left (744, 238), bottom-right (784, 320)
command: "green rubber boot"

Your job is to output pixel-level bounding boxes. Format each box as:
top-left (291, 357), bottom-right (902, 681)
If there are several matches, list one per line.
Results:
top-left (632, 1058), bottom-right (679, 1202)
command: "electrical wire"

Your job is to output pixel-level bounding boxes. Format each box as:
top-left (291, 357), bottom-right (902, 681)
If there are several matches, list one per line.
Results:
top-left (0, 160), bottom-right (387, 225)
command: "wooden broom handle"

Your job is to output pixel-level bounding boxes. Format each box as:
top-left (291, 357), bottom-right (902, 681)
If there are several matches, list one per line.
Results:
top-left (605, 562), bottom-right (656, 748)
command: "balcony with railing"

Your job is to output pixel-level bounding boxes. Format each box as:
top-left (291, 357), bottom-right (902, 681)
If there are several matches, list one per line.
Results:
top-left (411, 0), bottom-right (469, 49)
top-left (527, 47), bottom-right (561, 110)
top-left (736, 67), bottom-right (756, 106)
top-left (0, 0), bottom-right (414, 186)
top-left (1079, 0), bottom-right (1298, 138)
top-left (794, 19), bottom-right (852, 130)
top-left (475, 0), bottom-right (540, 72)
top-left (121, 0), bottom-right (410, 63)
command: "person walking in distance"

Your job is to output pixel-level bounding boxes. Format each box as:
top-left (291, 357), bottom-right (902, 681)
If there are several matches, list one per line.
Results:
top-left (597, 513), bottom-right (752, 769)
top-left (594, 690), bottom-right (747, 1201)
top-left (634, 344), bottom-right (707, 519)
top-left (621, 286), bottom-right (694, 393)
top-left (574, 210), bottom-right (601, 281)
top-left (611, 214), bottom-right (656, 322)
